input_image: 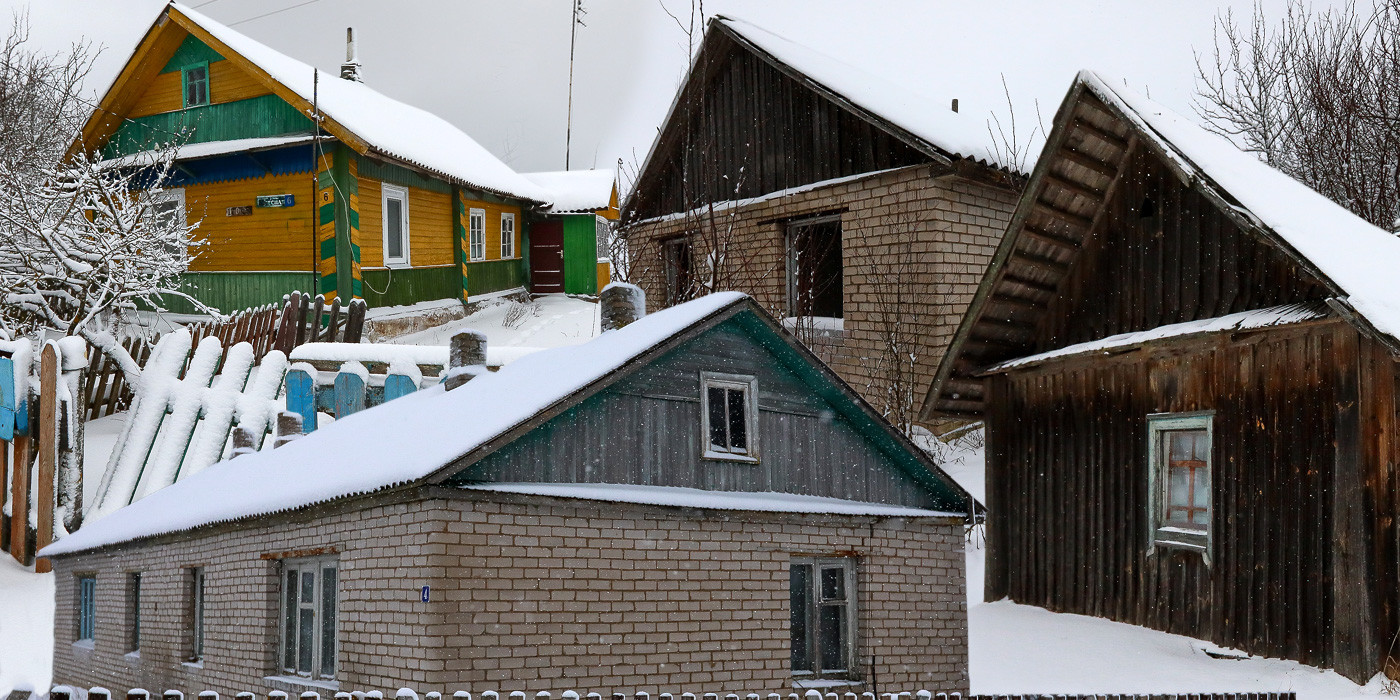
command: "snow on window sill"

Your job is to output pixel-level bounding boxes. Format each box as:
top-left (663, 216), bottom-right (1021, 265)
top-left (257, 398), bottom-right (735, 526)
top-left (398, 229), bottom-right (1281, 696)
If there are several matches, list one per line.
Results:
top-left (792, 678), bottom-right (862, 689)
top-left (124, 650), bottom-right (141, 660)
top-left (781, 316), bottom-right (845, 332)
top-left (703, 450), bottom-right (759, 464)
top-left (71, 639), bottom-right (94, 651)
top-left (182, 659), bottom-right (204, 670)
top-left (263, 676), bottom-right (340, 693)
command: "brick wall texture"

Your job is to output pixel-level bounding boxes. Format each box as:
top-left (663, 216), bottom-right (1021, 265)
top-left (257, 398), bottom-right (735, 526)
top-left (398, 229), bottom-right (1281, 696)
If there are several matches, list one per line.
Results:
top-left (50, 491), bottom-right (967, 695)
top-left (623, 165), bottom-right (1019, 425)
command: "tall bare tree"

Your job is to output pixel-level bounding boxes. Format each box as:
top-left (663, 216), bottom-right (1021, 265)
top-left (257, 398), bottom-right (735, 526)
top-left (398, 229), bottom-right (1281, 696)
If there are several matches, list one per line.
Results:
top-left (1196, 0), bottom-right (1400, 231)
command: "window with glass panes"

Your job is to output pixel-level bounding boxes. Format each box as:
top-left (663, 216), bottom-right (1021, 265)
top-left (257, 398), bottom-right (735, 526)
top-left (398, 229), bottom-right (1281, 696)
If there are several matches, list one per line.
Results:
top-left (790, 558), bottom-right (855, 677)
top-left (280, 557), bottom-right (338, 680)
top-left (469, 209), bottom-right (486, 261)
top-left (128, 573), bottom-right (141, 652)
top-left (189, 567), bottom-right (205, 662)
top-left (1147, 412), bottom-right (1213, 556)
top-left (182, 63), bottom-right (209, 108)
top-left (501, 213), bottom-right (516, 258)
top-left (77, 575), bottom-right (96, 642)
top-left (700, 372), bottom-right (758, 461)
top-left (382, 184), bottom-right (409, 266)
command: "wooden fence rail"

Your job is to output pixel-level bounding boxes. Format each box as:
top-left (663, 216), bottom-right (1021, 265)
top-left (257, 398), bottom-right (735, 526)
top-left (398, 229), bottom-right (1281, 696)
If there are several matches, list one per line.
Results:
top-left (79, 293), bottom-right (366, 421)
top-left (49, 689), bottom-right (1298, 700)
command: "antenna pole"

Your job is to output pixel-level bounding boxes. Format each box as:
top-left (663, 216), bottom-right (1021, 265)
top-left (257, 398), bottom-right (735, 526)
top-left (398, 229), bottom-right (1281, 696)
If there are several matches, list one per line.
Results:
top-left (566, 0), bottom-right (582, 169)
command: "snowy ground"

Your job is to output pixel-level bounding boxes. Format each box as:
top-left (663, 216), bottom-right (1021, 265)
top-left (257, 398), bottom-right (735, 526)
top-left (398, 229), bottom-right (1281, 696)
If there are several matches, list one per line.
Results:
top-left (0, 558), bottom-right (54, 696)
top-left (390, 294), bottom-right (600, 360)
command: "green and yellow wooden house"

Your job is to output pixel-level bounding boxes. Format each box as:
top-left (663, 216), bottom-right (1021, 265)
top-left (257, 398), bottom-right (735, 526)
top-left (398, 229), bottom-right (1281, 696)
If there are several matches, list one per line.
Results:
top-left (75, 1), bottom-right (567, 313)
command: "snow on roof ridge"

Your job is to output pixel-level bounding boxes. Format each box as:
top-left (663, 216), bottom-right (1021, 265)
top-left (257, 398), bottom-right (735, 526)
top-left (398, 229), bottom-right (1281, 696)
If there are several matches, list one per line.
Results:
top-left (1075, 69), bottom-right (1400, 347)
top-left (713, 15), bottom-right (1007, 171)
top-left (42, 292), bottom-right (751, 557)
top-left (166, 2), bottom-right (550, 204)
top-left (467, 482), bottom-right (961, 518)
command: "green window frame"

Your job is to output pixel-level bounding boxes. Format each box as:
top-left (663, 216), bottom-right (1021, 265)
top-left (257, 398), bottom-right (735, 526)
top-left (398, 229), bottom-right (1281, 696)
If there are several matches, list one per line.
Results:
top-left (182, 62), bottom-right (210, 108)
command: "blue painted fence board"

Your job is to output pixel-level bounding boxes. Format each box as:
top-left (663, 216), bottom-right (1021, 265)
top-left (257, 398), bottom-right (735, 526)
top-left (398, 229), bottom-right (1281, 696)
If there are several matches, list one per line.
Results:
top-left (0, 357), bottom-right (12, 441)
top-left (286, 369), bottom-right (318, 432)
top-left (333, 371), bottom-right (366, 418)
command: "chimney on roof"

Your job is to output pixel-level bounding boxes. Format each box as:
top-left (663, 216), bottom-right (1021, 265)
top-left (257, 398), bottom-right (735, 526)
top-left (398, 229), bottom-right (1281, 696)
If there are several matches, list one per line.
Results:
top-left (951, 98), bottom-right (959, 113)
top-left (340, 27), bottom-right (362, 82)
top-left (444, 330), bottom-right (488, 390)
top-left (600, 283), bottom-right (647, 332)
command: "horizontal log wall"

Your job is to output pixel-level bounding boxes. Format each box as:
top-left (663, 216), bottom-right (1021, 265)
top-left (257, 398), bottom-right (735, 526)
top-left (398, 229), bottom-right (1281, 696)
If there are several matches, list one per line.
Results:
top-left (985, 321), bottom-right (1360, 675)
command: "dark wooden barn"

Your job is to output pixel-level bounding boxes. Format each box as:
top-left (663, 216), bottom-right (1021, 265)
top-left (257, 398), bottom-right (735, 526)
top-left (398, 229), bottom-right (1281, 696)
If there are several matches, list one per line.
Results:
top-left (922, 70), bottom-right (1400, 682)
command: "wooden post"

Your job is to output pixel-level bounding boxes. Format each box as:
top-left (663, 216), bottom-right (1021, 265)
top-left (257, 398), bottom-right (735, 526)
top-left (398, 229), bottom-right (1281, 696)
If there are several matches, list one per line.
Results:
top-left (273, 411), bottom-right (304, 448)
top-left (333, 365), bottom-right (366, 418)
top-left (35, 343), bottom-right (58, 573)
top-left (285, 368), bottom-right (317, 432)
top-left (9, 430), bottom-right (29, 565)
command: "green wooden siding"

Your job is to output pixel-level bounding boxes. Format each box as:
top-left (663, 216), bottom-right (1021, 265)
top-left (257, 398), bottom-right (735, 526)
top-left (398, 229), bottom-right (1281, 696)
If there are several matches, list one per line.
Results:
top-left (103, 95), bottom-right (311, 158)
top-left (467, 258), bottom-right (527, 296)
top-left (360, 265), bottom-right (460, 308)
top-left (561, 214), bottom-right (600, 295)
top-left (161, 34), bottom-right (225, 73)
top-left (357, 156), bottom-right (452, 194)
top-left (158, 271), bottom-right (314, 314)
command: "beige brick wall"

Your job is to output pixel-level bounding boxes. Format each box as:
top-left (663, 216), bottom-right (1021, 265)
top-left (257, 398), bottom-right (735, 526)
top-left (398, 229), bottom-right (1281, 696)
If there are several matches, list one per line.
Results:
top-left (50, 491), bottom-right (967, 695)
top-left (623, 166), bottom-right (1018, 426)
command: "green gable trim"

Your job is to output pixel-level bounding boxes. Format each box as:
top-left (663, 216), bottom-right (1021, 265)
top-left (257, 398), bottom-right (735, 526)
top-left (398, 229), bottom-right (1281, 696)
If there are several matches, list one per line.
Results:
top-left (360, 265), bottom-right (460, 308)
top-left (357, 156), bottom-right (451, 194)
top-left (157, 271), bottom-right (313, 315)
top-left (467, 258), bottom-right (527, 296)
top-left (160, 34), bottom-right (225, 74)
top-left (102, 94), bottom-right (311, 158)
top-left (561, 214), bottom-right (600, 295)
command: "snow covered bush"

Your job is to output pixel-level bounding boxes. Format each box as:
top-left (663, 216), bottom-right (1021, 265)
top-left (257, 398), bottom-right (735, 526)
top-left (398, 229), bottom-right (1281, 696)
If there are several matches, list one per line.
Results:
top-left (0, 18), bottom-right (207, 382)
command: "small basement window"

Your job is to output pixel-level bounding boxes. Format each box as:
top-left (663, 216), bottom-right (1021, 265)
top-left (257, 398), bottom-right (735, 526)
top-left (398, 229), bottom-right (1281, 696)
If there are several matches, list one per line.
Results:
top-left (1148, 411), bottom-right (1214, 559)
top-left (76, 575), bottom-right (96, 643)
top-left (791, 558), bottom-right (856, 678)
top-left (469, 208), bottom-right (486, 261)
top-left (700, 371), bottom-right (758, 462)
top-left (182, 63), bottom-right (210, 108)
top-left (382, 184), bottom-right (410, 266)
top-left (500, 212), bottom-right (516, 259)
top-left (280, 556), bottom-right (338, 680)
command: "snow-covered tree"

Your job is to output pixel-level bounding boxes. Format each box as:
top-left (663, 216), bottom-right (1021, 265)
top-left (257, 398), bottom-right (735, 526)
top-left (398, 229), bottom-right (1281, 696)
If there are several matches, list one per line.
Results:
top-left (0, 16), bottom-right (208, 384)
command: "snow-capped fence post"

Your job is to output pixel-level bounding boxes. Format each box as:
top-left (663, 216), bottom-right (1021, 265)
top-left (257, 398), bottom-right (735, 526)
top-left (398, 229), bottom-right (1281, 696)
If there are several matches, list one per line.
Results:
top-left (34, 343), bottom-right (59, 572)
top-left (444, 330), bottom-right (487, 391)
top-left (334, 362), bottom-right (368, 417)
top-left (273, 411), bottom-right (305, 448)
top-left (90, 688), bottom-right (111, 700)
top-left (285, 365), bottom-right (318, 432)
top-left (600, 282), bottom-right (646, 331)
top-left (128, 690), bottom-right (150, 700)
top-left (164, 690), bottom-right (185, 700)
top-left (50, 687), bottom-right (73, 700)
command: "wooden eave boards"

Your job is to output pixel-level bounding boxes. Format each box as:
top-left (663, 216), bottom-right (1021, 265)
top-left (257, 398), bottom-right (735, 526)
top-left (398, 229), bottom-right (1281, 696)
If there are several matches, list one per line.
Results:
top-left (918, 74), bottom-right (1370, 422)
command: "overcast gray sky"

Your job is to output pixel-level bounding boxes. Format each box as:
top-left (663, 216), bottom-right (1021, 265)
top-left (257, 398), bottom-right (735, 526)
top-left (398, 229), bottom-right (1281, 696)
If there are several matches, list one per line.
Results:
top-left (12, 0), bottom-right (1352, 188)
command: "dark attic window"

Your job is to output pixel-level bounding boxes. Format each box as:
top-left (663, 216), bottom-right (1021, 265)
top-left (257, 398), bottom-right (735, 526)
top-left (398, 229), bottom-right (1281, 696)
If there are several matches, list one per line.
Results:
top-left (1138, 195), bottom-right (1158, 219)
top-left (182, 63), bottom-right (210, 108)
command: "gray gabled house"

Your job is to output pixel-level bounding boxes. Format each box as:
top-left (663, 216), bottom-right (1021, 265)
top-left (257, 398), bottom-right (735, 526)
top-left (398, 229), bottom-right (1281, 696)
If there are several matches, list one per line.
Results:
top-left (44, 290), bottom-right (972, 694)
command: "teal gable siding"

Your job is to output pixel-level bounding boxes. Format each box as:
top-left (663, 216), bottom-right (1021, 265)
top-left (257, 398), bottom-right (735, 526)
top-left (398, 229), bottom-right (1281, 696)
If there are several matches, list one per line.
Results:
top-left (103, 94), bottom-right (311, 158)
top-left (448, 312), bottom-right (968, 513)
top-left (161, 34), bottom-right (225, 73)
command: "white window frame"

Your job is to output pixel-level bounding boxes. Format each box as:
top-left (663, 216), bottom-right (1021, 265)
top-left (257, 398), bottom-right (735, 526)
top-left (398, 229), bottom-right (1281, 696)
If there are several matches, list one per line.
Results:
top-left (1146, 411), bottom-right (1214, 563)
top-left (500, 212), bottom-right (516, 259)
top-left (279, 555), bottom-right (338, 681)
top-left (790, 557), bottom-right (857, 679)
top-left (469, 208), bottom-right (486, 261)
top-left (700, 371), bottom-right (759, 463)
top-left (150, 188), bottom-right (188, 263)
top-left (381, 184), bottom-right (410, 267)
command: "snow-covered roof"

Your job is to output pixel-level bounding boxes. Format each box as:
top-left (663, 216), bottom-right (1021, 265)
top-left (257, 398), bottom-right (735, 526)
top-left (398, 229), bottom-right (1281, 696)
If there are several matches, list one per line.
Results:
top-left (986, 303), bottom-right (1329, 373)
top-left (100, 134), bottom-right (317, 168)
top-left (1081, 70), bottom-right (1400, 347)
top-left (166, 3), bottom-right (550, 204)
top-left (468, 483), bottom-right (960, 518)
top-left (716, 16), bottom-right (1004, 169)
top-left (521, 170), bottom-right (617, 214)
top-left (44, 293), bottom-right (757, 556)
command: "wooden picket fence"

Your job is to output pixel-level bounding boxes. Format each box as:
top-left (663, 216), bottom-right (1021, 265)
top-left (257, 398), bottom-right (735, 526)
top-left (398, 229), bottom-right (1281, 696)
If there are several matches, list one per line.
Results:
top-left (47, 689), bottom-right (1298, 700)
top-left (79, 294), bottom-right (366, 421)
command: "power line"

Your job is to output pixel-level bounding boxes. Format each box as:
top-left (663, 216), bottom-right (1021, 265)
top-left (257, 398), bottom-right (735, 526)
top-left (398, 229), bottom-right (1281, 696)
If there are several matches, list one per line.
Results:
top-left (229, 0), bottom-right (322, 28)
top-left (190, 0), bottom-right (224, 8)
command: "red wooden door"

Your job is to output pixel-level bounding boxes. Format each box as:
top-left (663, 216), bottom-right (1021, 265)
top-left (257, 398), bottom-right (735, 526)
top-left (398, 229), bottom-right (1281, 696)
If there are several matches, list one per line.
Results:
top-left (530, 220), bottom-right (565, 293)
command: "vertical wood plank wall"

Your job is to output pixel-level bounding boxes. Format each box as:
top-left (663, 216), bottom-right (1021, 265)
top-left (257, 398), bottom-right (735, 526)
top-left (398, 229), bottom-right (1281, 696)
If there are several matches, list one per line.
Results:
top-left (984, 321), bottom-right (1378, 676)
